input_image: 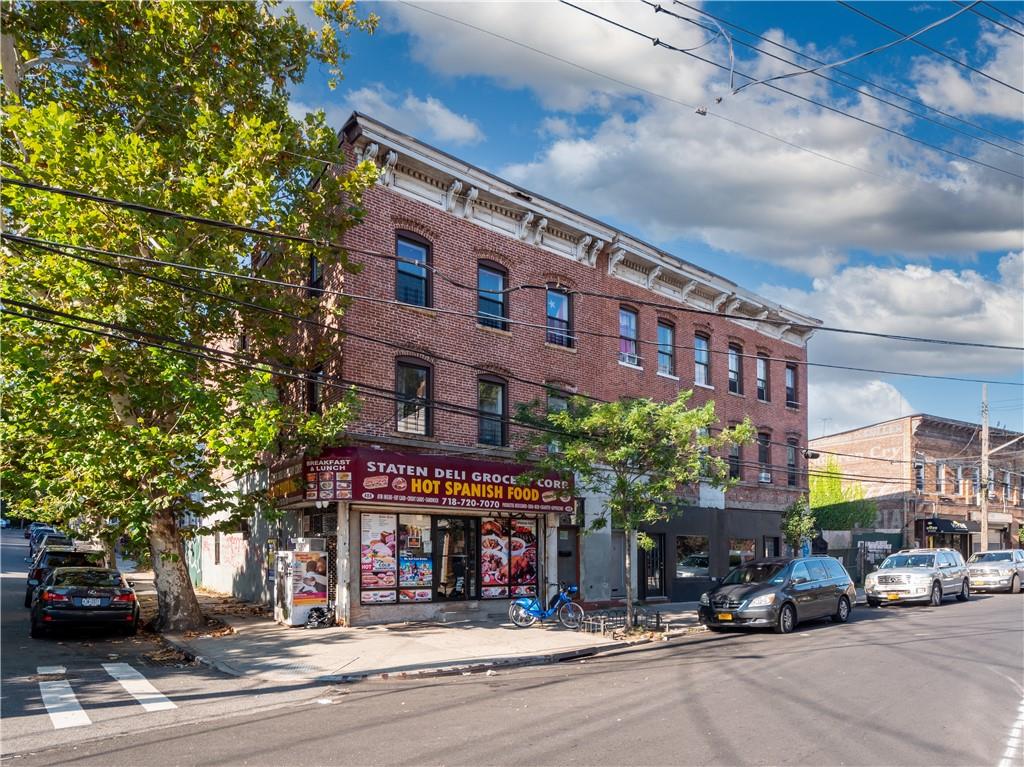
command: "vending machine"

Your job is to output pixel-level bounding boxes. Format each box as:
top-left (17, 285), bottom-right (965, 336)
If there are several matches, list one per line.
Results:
top-left (273, 547), bottom-right (329, 627)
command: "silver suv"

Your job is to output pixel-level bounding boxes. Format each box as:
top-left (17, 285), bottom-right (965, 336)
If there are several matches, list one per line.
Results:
top-left (967, 549), bottom-right (1024, 593)
top-left (864, 548), bottom-right (970, 607)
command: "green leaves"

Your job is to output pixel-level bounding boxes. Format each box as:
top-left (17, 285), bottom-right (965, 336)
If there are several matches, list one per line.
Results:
top-left (781, 495), bottom-right (816, 551)
top-left (809, 456), bottom-right (877, 530)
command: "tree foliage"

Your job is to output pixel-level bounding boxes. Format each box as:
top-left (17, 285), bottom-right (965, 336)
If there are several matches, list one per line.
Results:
top-left (809, 457), bottom-right (878, 530)
top-left (519, 391), bottom-right (753, 629)
top-left (780, 495), bottom-right (816, 554)
top-left (0, 1), bottom-right (377, 630)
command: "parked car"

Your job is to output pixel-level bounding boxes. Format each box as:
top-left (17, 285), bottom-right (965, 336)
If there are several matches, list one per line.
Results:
top-left (38, 532), bottom-right (73, 551)
top-left (25, 521), bottom-right (49, 539)
top-left (967, 549), bottom-right (1024, 593)
top-left (864, 548), bottom-right (970, 607)
top-left (25, 546), bottom-right (106, 607)
top-left (698, 556), bottom-right (857, 634)
top-left (0, 517), bottom-right (10, 528)
top-left (27, 526), bottom-right (57, 557)
top-left (29, 567), bottom-right (139, 639)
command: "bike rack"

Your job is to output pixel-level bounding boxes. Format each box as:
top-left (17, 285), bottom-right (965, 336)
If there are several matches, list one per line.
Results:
top-left (578, 607), bottom-right (662, 635)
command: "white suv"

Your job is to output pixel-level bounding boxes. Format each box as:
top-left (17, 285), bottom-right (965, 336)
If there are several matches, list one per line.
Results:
top-left (864, 548), bottom-right (970, 607)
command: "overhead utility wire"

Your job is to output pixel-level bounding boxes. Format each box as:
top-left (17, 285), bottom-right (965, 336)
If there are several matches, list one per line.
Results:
top-left (559, 0), bottom-right (1024, 180)
top-left (729, 1), bottom-right (981, 95)
top-left (837, 1), bottom-right (1024, 95)
top-left (3, 302), bottom-right (947, 487)
top-left (7, 232), bottom-right (1024, 379)
top-left (12, 236), bottom-right (1021, 469)
top-left (981, 1), bottom-right (1024, 26)
top-left (954, 0), bottom-right (1024, 37)
top-left (674, 1), bottom-right (1024, 149)
top-left (657, 1), bottom-right (1023, 158)
top-left (5, 184), bottom-right (1021, 352)
top-left (397, 1), bottom-right (886, 180)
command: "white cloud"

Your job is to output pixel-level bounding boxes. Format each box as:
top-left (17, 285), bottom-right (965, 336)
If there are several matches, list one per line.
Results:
top-left (912, 29), bottom-right (1024, 119)
top-left (537, 116), bottom-right (579, 139)
top-left (808, 379), bottom-right (914, 437)
top-left (344, 85), bottom-right (484, 145)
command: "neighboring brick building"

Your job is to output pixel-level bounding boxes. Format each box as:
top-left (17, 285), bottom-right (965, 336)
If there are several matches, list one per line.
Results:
top-left (809, 415), bottom-right (1024, 558)
top-left (195, 113), bottom-right (821, 624)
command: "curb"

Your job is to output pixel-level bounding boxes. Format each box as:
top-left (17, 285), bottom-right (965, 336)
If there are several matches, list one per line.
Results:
top-left (159, 633), bottom-right (246, 678)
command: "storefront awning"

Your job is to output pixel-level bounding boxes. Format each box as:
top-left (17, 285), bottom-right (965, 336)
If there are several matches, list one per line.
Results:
top-left (922, 517), bottom-right (981, 535)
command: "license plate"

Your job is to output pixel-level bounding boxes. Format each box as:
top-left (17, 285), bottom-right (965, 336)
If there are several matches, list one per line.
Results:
top-left (972, 579), bottom-right (984, 586)
top-left (717, 612), bottom-right (733, 621)
top-left (81, 598), bottom-right (101, 607)
top-left (887, 593), bottom-right (900, 601)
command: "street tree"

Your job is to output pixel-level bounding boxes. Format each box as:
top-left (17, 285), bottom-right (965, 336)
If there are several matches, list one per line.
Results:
top-left (518, 392), bottom-right (753, 630)
top-left (780, 495), bottom-right (816, 555)
top-left (0, 1), bottom-right (377, 631)
top-left (809, 457), bottom-right (878, 530)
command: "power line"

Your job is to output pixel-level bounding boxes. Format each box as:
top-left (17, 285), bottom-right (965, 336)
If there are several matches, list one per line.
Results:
top-left (955, 0), bottom-right (1024, 37)
top-left (3, 199), bottom-right (1020, 353)
top-left (981, 1), bottom-right (1024, 27)
top-left (559, 0), bottom-right (1024, 179)
top-left (838, 1), bottom-right (1024, 95)
top-left (7, 232), bottom-right (1023, 386)
top-left (661, 0), bottom-right (1024, 158)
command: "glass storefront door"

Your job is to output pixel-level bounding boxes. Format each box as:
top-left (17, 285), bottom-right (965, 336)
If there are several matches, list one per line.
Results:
top-left (641, 533), bottom-right (666, 598)
top-left (434, 517), bottom-right (479, 600)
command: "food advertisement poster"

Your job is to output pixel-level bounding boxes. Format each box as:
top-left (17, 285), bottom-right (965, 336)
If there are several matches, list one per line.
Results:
top-left (511, 520), bottom-right (538, 590)
top-left (480, 518), bottom-right (509, 595)
top-left (399, 557), bottom-right (432, 588)
top-left (292, 551), bottom-right (328, 606)
top-left (360, 513), bottom-right (397, 597)
top-left (399, 589), bottom-right (431, 602)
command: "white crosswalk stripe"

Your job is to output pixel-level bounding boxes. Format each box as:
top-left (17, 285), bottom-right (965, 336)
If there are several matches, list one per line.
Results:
top-left (102, 663), bottom-right (177, 712)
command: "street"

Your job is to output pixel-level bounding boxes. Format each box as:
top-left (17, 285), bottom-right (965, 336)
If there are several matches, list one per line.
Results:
top-left (3, 530), bottom-right (1021, 766)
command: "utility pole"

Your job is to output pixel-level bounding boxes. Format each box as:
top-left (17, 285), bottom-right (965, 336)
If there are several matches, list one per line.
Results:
top-left (980, 384), bottom-right (988, 554)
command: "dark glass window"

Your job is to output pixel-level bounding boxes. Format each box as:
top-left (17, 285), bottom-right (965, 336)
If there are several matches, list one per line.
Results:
top-left (787, 439), bottom-right (798, 487)
top-left (728, 344), bottom-right (743, 394)
top-left (306, 365), bottom-right (324, 414)
top-left (936, 463), bottom-right (945, 493)
top-left (756, 355), bottom-right (770, 402)
top-left (478, 378), bottom-right (507, 446)
top-left (547, 390), bottom-right (568, 453)
top-left (915, 463), bottom-right (924, 492)
top-left (308, 253), bottom-right (324, 298)
top-left (546, 288), bottom-right (573, 347)
top-left (396, 361), bottom-right (430, 435)
top-left (758, 433), bottom-right (771, 483)
top-left (694, 334), bottom-right (710, 385)
top-left (619, 307), bottom-right (639, 365)
top-left (396, 235), bottom-right (430, 307)
top-left (477, 263), bottom-right (508, 330)
top-left (657, 322), bottom-right (675, 376)
top-left (729, 443), bottom-right (742, 479)
top-left (956, 465), bottom-right (963, 494)
top-left (785, 364), bottom-right (798, 406)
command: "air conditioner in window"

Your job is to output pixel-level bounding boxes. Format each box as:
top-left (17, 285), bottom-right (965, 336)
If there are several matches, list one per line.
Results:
top-left (618, 352), bottom-right (640, 366)
top-left (759, 471), bottom-right (771, 483)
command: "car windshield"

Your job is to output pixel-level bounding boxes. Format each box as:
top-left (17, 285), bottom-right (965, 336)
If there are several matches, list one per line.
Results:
top-left (968, 552), bottom-right (1012, 563)
top-left (52, 570), bottom-right (123, 588)
top-left (722, 563), bottom-right (787, 585)
top-left (880, 554), bottom-right (935, 569)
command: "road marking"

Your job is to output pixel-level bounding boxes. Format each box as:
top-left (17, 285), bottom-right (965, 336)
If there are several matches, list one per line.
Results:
top-left (997, 695), bottom-right (1024, 767)
top-left (36, 667), bottom-right (91, 729)
top-left (102, 663), bottom-right (177, 712)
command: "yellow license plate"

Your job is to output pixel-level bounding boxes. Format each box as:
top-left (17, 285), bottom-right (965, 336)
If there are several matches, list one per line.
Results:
top-left (887, 593), bottom-right (900, 600)
top-left (717, 613), bottom-right (733, 621)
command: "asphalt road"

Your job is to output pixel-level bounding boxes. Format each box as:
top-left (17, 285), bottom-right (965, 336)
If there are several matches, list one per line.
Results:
top-left (4, 531), bottom-right (1022, 767)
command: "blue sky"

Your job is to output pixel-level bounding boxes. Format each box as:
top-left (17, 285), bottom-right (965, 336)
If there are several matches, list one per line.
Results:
top-left (285, 0), bottom-right (1023, 434)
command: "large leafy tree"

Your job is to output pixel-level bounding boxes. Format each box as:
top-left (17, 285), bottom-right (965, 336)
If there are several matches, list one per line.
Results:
top-left (519, 392), bottom-right (752, 629)
top-left (1, 1), bottom-right (377, 631)
top-left (809, 456), bottom-right (878, 530)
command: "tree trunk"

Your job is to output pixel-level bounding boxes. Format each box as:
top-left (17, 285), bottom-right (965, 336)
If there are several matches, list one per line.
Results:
top-left (101, 536), bottom-right (117, 570)
top-left (624, 527), bottom-right (634, 632)
top-left (148, 505), bottom-right (204, 632)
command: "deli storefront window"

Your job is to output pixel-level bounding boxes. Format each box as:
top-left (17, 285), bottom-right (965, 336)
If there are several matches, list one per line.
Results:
top-left (361, 513), bottom-right (540, 605)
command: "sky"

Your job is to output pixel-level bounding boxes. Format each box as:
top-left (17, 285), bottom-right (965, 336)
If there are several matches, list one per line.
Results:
top-left (282, 0), bottom-right (1023, 436)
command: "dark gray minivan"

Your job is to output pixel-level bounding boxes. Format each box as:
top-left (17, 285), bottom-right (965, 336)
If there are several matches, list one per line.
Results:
top-left (698, 556), bottom-right (857, 634)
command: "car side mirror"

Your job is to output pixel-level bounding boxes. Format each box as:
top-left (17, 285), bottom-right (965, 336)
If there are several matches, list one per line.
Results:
top-left (127, 580), bottom-right (135, 588)
top-left (792, 576), bottom-right (808, 585)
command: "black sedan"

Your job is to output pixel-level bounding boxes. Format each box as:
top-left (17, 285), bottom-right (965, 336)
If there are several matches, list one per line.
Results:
top-left (30, 567), bottom-right (140, 639)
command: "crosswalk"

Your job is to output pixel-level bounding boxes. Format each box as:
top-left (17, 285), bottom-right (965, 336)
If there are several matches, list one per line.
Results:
top-left (35, 664), bottom-right (177, 729)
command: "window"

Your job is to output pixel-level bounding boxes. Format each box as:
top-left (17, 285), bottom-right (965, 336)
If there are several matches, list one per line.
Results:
top-left (728, 443), bottom-right (742, 479)
top-left (395, 360), bottom-right (430, 435)
top-left (546, 390), bottom-right (568, 453)
top-left (956, 465), bottom-right (964, 495)
top-left (728, 344), bottom-right (743, 394)
top-left (763, 537), bottom-right (781, 558)
top-left (545, 288), bottom-right (573, 347)
top-left (618, 307), bottom-right (639, 366)
top-left (1003, 471), bottom-right (1011, 500)
top-left (756, 355), bottom-right (770, 401)
top-left (936, 462), bottom-right (945, 493)
top-left (805, 560), bottom-right (829, 582)
top-left (987, 468), bottom-right (995, 497)
top-left (973, 468), bottom-right (981, 495)
top-left (657, 322), bottom-right (675, 376)
top-left (308, 253), bottom-right (324, 298)
top-left (694, 334), bottom-right (710, 385)
top-left (785, 364), bottom-right (798, 406)
top-left (915, 462), bottom-right (924, 492)
top-left (306, 365), bottom-right (324, 414)
top-left (787, 439), bottom-right (798, 487)
top-left (395, 234), bottom-right (430, 307)
top-left (729, 539), bottom-right (756, 567)
top-left (477, 262), bottom-right (508, 330)
top-left (478, 377), bottom-right (506, 446)
top-left (675, 536), bottom-right (710, 578)
top-left (791, 561), bottom-right (810, 582)
top-left (758, 433), bottom-right (771, 483)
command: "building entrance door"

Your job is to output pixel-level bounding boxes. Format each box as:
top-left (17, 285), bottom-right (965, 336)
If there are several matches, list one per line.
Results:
top-left (610, 531), bottom-right (626, 599)
top-left (640, 533), bottom-right (666, 599)
top-left (557, 526), bottom-right (579, 588)
top-left (434, 517), bottom-right (478, 600)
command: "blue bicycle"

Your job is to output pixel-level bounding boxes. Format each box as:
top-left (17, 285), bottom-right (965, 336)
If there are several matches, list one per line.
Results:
top-left (508, 583), bottom-right (584, 629)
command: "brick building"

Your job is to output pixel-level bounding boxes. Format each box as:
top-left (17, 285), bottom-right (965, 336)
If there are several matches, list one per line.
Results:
top-left (809, 415), bottom-right (1024, 558)
top-left (193, 113), bottom-right (821, 624)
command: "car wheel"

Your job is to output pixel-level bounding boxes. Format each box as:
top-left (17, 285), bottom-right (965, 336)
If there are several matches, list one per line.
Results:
top-left (29, 618), bottom-right (44, 639)
top-left (831, 596), bottom-right (851, 623)
top-left (774, 603), bottom-right (796, 634)
top-left (1008, 575), bottom-right (1019, 594)
top-left (866, 597), bottom-right (881, 608)
top-left (956, 580), bottom-right (970, 602)
top-left (24, 589), bottom-right (32, 609)
top-left (929, 582), bottom-right (942, 606)
top-left (122, 621), bottom-right (138, 637)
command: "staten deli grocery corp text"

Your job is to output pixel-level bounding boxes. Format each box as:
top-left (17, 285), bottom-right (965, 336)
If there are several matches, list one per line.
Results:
top-left (302, 447), bottom-right (574, 513)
